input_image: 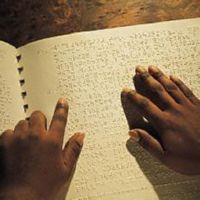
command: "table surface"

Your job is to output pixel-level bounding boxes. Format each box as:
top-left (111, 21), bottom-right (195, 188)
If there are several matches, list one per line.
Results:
top-left (0, 0), bottom-right (200, 47)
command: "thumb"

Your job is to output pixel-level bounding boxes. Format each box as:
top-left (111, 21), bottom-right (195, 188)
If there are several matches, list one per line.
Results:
top-left (127, 129), bottom-right (164, 161)
top-left (63, 132), bottom-right (85, 175)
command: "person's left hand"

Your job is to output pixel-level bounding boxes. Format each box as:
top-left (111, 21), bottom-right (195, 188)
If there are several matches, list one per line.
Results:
top-left (0, 98), bottom-right (84, 200)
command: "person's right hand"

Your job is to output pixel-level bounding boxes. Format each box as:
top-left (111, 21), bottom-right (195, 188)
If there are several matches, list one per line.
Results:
top-left (122, 66), bottom-right (200, 175)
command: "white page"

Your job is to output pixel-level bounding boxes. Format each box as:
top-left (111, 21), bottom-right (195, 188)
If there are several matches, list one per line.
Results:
top-left (18, 18), bottom-right (200, 200)
top-left (0, 41), bottom-right (26, 133)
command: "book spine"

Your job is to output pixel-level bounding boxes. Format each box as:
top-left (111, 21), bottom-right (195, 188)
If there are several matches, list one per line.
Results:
top-left (16, 54), bottom-right (29, 116)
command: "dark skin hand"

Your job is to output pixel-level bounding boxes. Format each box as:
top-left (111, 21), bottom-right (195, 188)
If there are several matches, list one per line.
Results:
top-left (0, 66), bottom-right (199, 200)
top-left (122, 66), bottom-right (200, 175)
top-left (0, 98), bottom-right (85, 200)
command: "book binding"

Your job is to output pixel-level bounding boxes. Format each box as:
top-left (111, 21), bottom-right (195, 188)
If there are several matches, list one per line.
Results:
top-left (16, 54), bottom-right (29, 115)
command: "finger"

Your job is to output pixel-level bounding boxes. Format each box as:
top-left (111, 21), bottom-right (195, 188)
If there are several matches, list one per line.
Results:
top-left (135, 66), bottom-right (175, 109)
top-left (29, 111), bottom-right (47, 135)
top-left (122, 88), bottom-right (165, 127)
top-left (121, 91), bottom-right (147, 130)
top-left (49, 98), bottom-right (68, 146)
top-left (14, 120), bottom-right (29, 136)
top-left (170, 75), bottom-right (200, 105)
top-left (134, 74), bottom-right (167, 110)
top-left (63, 133), bottom-right (85, 176)
top-left (127, 129), bottom-right (164, 161)
top-left (121, 90), bottom-right (161, 140)
top-left (148, 66), bottom-right (189, 104)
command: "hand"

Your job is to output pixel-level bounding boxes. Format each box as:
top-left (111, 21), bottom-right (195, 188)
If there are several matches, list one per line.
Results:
top-left (0, 98), bottom-right (85, 200)
top-left (121, 66), bottom-right (200, 175)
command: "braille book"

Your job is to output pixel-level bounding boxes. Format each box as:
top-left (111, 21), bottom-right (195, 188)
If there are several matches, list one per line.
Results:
top-left (0, 18), bottom-right (200, 200)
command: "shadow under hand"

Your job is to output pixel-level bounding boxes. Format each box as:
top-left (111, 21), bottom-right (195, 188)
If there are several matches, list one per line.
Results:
top-left (121, 94), bottom-right (200, 200)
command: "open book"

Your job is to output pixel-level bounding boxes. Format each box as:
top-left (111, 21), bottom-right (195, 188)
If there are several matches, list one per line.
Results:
top-left (1, 18), bottom-right (200, 200)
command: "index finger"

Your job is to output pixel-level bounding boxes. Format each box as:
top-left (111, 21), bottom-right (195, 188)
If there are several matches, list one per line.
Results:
top-left (49, 98), bottom-right (69, 146)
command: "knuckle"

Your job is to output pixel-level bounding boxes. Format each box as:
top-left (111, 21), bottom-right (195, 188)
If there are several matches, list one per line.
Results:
top-left (31, 110), bottom-right (43, 116)
top-left (151, 84), bottom-right (164, 93)
top-left (185, 90), bottom-right (194, 98)
top-left (0, 133), bottom-right (11, 145)
top-left (140, 72), bottom-right (151, 80)
top-left (53, 114), bottom-right (66, 123)
top-left (31, 110), bottom-right (46, 119)
top-left (165, 84), bottom-right (178, 93)
top-left (47, 138), bottom-right (60, 150)
top-left (28, 132), bottom-right (40, 141)
top-left (175, 79), bottom-right (184, 85)
top-left (153, 71), bottom-right (164, 79)
top-left (0, 130), bottom-right (13, 139)
top-left (0, 131), bottom-right (11, 143)
top-left (138, 97), bottom-right (150, 108)
top-left (139, 137), bottom-right (149, 150)
top-left (2, 129), bottom-right (13, 134)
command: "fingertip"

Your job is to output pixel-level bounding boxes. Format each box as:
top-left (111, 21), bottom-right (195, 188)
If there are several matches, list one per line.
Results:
top-left (126, 129), bottom-right (144, 154)
top-left (128, 130), bottom-right (140, 142)
top-left (129, 129), bottom-right (164, 161)
top-left (129, 129), bottom-right (151, 147)
top-left (121, 87), bottom-right (132, 95)
top-left (148, 65), bottom-right (159, 73)
top-left (30, 110), bottom-right (46, 120)
top-left (121, 88), bottom-right (136, 102)
top-left (73, 132), bottom-right (85, 147)
top-left (49, 98), bottom-right (69, 145)
top-left (58, 97), bottom-right (67, 104)
top-left (122, 88), bottom-right (137, 97)
top-left (57, 97), bottom-right (69, 111)
top-left (148, 66), bottom-right (165, 79)
top-left (170, 75), bottom-right (178, 82)
top-left (135, 65), bottom-right (146, 73)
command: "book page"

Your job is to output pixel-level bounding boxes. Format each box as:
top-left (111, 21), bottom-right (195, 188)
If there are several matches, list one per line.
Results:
top-left (0, 42), bottom-right (26, 133)
top-left (18, 18), bottom-right (200, 200)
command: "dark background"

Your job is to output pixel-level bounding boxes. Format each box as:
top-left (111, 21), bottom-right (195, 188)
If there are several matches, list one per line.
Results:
top-left (0, 0), bottom-right (200, 47)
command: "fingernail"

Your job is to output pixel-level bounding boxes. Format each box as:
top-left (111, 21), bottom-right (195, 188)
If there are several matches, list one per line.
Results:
top-left (122, 88), bottom-right (136, 97)
top-left (58, 97), bottom-right (66, 105)
top-left (136, 65), bottom-right (146, 73)
top-left (149, 65), bottom-right (159, 73)
top-left (122, 87), bottom-right (132, 94)
top-left (170, 75), bottom-right (178, 81)
top-left (129, 130), bottom-right (140, 142)
top-left (75, 133), bottom-right (85, 146)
